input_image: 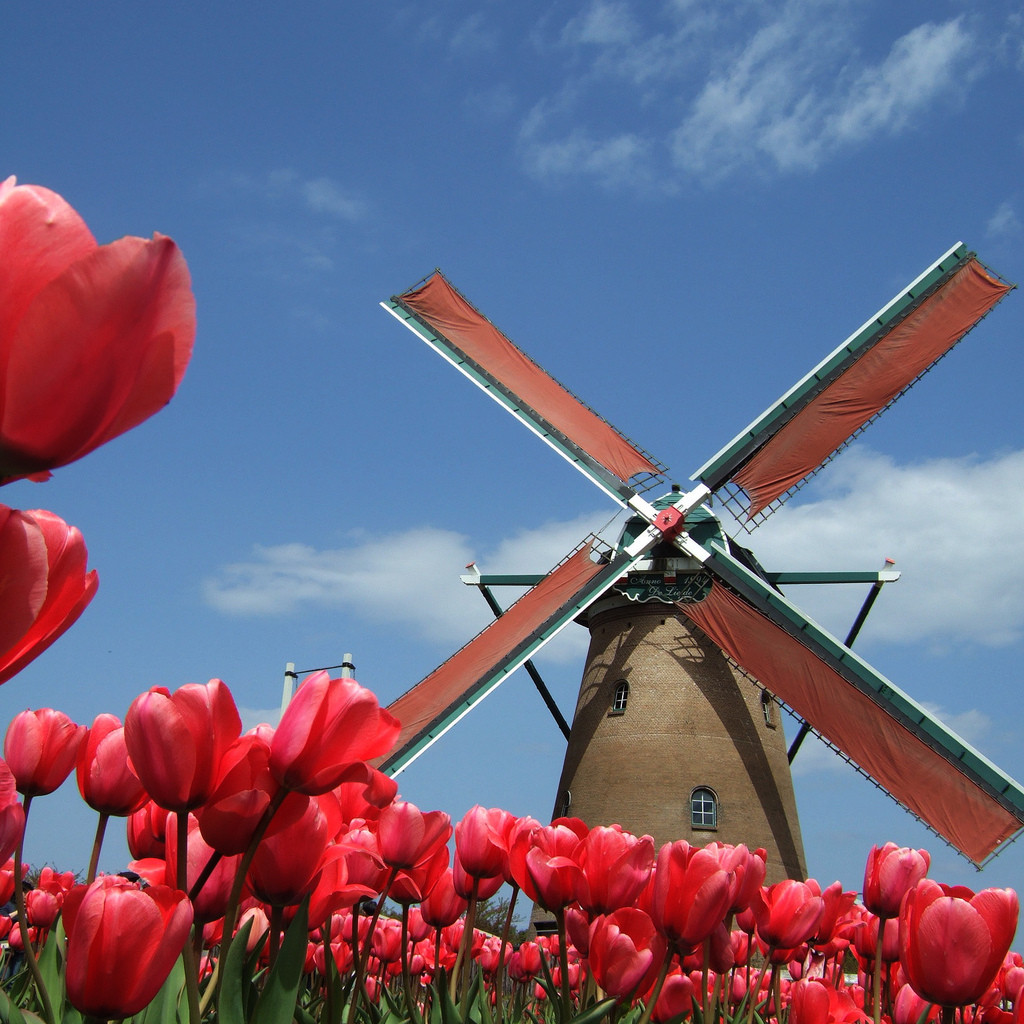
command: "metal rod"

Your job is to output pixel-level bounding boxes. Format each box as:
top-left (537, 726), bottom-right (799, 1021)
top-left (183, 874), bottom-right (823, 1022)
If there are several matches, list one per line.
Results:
top-left (787, 570), bottom-right (891, 763)
top-left (472, 581), bottom-right (572, 741)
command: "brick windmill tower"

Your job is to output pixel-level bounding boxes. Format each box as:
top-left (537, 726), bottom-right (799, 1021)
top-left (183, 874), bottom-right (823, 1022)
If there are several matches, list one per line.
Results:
top-left (373, 244), bottom-right (1024, 873)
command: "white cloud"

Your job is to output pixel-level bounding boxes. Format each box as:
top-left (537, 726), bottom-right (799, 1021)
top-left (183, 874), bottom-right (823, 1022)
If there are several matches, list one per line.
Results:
top-left (204, 511), bottom-right (611, 658)
top-left (736, 447), bottom-right (1024, 648)
top-left (522, 4), bottom-right (984, 187)
top-left (300, 177), bottom-right (367, 221)
top-left (987, 201), bottom-right (1022, 238)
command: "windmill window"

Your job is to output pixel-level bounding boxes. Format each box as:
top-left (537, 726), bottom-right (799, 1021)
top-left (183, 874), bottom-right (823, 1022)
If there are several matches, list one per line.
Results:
top-left (761, 690), bottom-right (776, 728)
top-left (691, 787), bottom-right (718, 830)
top-left (610, 680), bottom-right (629, 715)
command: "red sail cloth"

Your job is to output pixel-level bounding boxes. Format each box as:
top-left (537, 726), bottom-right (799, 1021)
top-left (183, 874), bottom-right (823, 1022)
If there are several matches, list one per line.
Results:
top-left (398, 273), bottom-right (661, 485)
top-left (734, 260), bottom-right (1011, 517)
top-left (377, 546), bottom-right (606, 769)
top-left (680, 583), bottom-right (1021, 863)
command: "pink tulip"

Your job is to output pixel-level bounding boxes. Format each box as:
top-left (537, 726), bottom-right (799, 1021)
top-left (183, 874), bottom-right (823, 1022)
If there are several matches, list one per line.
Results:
top-left (754, 880), bottom-right (825, 951)
top-left (454, 804), bottom-right (514, 879)
top-left (0, 762), bottom-right (24, 862)
top-left (0, 507), bottom-right (98, 687)
top-left (125, 678), bottom-right (241, 811)
top-left (62, 876), bottom-right (193, 1018)
top-left (269, 672), bottom-right (399, 795)
top-left (649, 841), bottom-right (734, 952)
top-left (899, 879), bottom-right (1019, 1007)
top-left (247, 793), bottom-right (328, 906)
top-left (576, 824), bottom-right (655, 915)
top-left (522, 822), bottom-right (585, 913)
top-left (76, 713), bottom-right (147, 816)
top-left (126, 799), bottom-right (169, 859)
top-left (0, 178), bottom-right (194, 484)
top-left (863, 842), bottom-right (930, 919)
top-left (588, 907), bottom-right (667, 1001)
top-left (164, 813), bottom-right (239, 923)
top-left (4, 707), bottom-right (85, 796)
top-left (420, 866), bottom-right (468, 928)
top-left (377, 800), bottom-right (451, 871)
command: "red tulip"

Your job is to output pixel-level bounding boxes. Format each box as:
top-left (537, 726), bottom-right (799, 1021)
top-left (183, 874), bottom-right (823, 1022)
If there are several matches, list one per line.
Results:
top-left (753, 880), bottom-right (825, 951)
top-left (706, 843), bottom-right (767, 916)
top-left (196, 731), bottom-right (279, 855)
top-left (247, 793), bottom-right (328, 906)
top-left (454, 805), bottom-right (514, 880)
top-left (62, 876), bottom-right (193, 1018)
top-left (126, 799), bottom-right (169, 859)
top-left (0, 507), bottom-right (98, 687)
top-left (269, 672), bottom-right (399, 795)
top-left (165, 813), bottom-right (239, 923)
top-left (391, 843), bottom-right (451, 905)
top-left (651, 969), bottom-right (696, 1023)
top-left (899, 879), bottom-right (1019, 1007)
top-left (420, 866), bottom-right (468, 928)
top-left (577, 824), bottom-right (655, 915)
top-left (523, 822), bottom-right (585, 912)
top-left (0, 761), bottom-right (24, 862)
top-left (4, 707), bottom-right (85, 796)
top-left (588, 907), bottom-right (667, 1001)
top-left (376, 800), bottom-right (452, 871)
top-left (649, 841), bottom-right (734, 952)
top-left (76, 713), bottom-right (147, 816)
top-left (124, 678), bottom-right (241, 811)
top-left (0, 178), bottom-right (194, 484)
top-left (863, 842), bottom-right (930, 919)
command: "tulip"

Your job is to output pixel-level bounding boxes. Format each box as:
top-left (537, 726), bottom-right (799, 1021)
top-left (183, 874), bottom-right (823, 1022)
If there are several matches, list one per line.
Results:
top-left (454, 805), bottom-right (514, 880)
top-left (127, 799), bottom-right (169, 859)
top-left (377, 800), bottom-right (452, 871)
top-left (0, 507), bottom-right (98, 687)
top-left (269, 672), bottom-right (400, 795)
top-left (863, 843), bottom-right (930, 919)
top-left (588, 907), bottom-right (667, 1002)
top-left (649, 841), bottom-right (734, 952)
top-left (0, 178), bottom-right (195, 484)
top-left (899, 879), bottom-right (1019, 1007)
top-left (0, 762), bottom-right (24, 863)
top-left (754, 880), bottom-right (825, 951)
top-left (164, 813), bottom-right (239, 923)
top-left (4, 707), bottom-right (85, 797)
top-left (76, 713), bottom-right (147, 816)
top-left (124, 678), bottom-right (241, 811)
top-left (62, 876), bottom-right (193, 1018)
top-left (196, 731), bottom-right (279, 855)
top-left (419, 866), bottom-right (468, 929)
top-left (247, 792), bottom-right (329, 906)
top-left (577, 824), bottom-right (655, 916)
top-left (522, 822), bottom-right (585, 913)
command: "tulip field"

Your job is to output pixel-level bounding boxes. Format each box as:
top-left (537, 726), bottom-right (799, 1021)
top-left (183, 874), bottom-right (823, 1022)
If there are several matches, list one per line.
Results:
top-left (0, 180), bottom-right (1021, 1023)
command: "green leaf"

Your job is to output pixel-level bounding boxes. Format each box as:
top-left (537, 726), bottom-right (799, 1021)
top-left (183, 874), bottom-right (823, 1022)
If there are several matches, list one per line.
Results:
top-left (135, 954), bottom-right (187, 1024)
top-left (218, 917), bottom-right (257, 1024)
top-left (252, 900), bottom-right (310, 1024)
top-left (568, 999), bottom-right (618, 1024)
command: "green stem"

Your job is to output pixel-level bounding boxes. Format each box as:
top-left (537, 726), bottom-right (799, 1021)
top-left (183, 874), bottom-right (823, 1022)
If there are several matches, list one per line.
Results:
top-left (555, 906), bottom-right (572, 1021)
top-left (215, 787), bottom-right (288, 1006)
top-left (86, 812), bottom-right (108, 885)
top-left (177, 815), bottom-right (202, 1024)
top-left (872, 922), bottom-right (885, 1024)
top-left (400, 903), bottom-right (424, 1024)
top-left (13, 796), bottom-right (55, 1024)
top-left (494, 885), bottom-right (519, 1024)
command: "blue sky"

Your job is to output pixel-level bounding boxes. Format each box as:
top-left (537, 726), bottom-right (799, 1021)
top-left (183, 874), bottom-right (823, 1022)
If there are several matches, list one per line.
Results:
top-left (4, 1), bottom-right (1024, 899)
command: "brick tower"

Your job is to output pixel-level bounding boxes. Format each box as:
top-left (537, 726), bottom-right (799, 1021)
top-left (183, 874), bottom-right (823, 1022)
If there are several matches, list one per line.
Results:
top-left (549, 504), bottom-right (807, 883)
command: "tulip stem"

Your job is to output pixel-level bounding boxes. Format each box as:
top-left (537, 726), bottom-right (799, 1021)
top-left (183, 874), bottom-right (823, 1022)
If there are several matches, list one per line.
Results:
top-left (554, 906), bottom-right (572, 1021)
top-left (86, 812), bottom-right (108, 885)
top-left (400, 903), bottom-right (424, 1024)
top-left (872, 924), bottom-right (884, 1024)
top-left (494, 884), bottom-right (519, 1024)
top-left (13, 796), bottom-right (55, 1024)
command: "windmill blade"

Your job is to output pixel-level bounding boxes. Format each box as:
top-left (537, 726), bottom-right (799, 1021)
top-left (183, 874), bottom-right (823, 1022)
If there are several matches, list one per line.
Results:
top-left (382, 272), bottom-right (666, 506)
top-left (694, 245), bottom-right (1013, 525)
top-left (676, 541), bottom-right (1024, 864)
top-left (374, 537), bottom-right (654, 777)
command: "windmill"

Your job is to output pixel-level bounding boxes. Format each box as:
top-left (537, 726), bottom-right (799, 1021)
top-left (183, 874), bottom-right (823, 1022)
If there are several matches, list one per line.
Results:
top-left (374, 243), bottom-right (1023, 877)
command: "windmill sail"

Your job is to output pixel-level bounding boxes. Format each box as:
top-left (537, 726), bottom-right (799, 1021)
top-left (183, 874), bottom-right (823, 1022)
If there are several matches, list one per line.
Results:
top-left (695, 246), bottom-right (1013, 523)
top-left (375, 541), bottom-right (648, 776)
top-left (680, 542), bottom-right (1024, 864)
top-left (383, 272), bottom-right (665, 504)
